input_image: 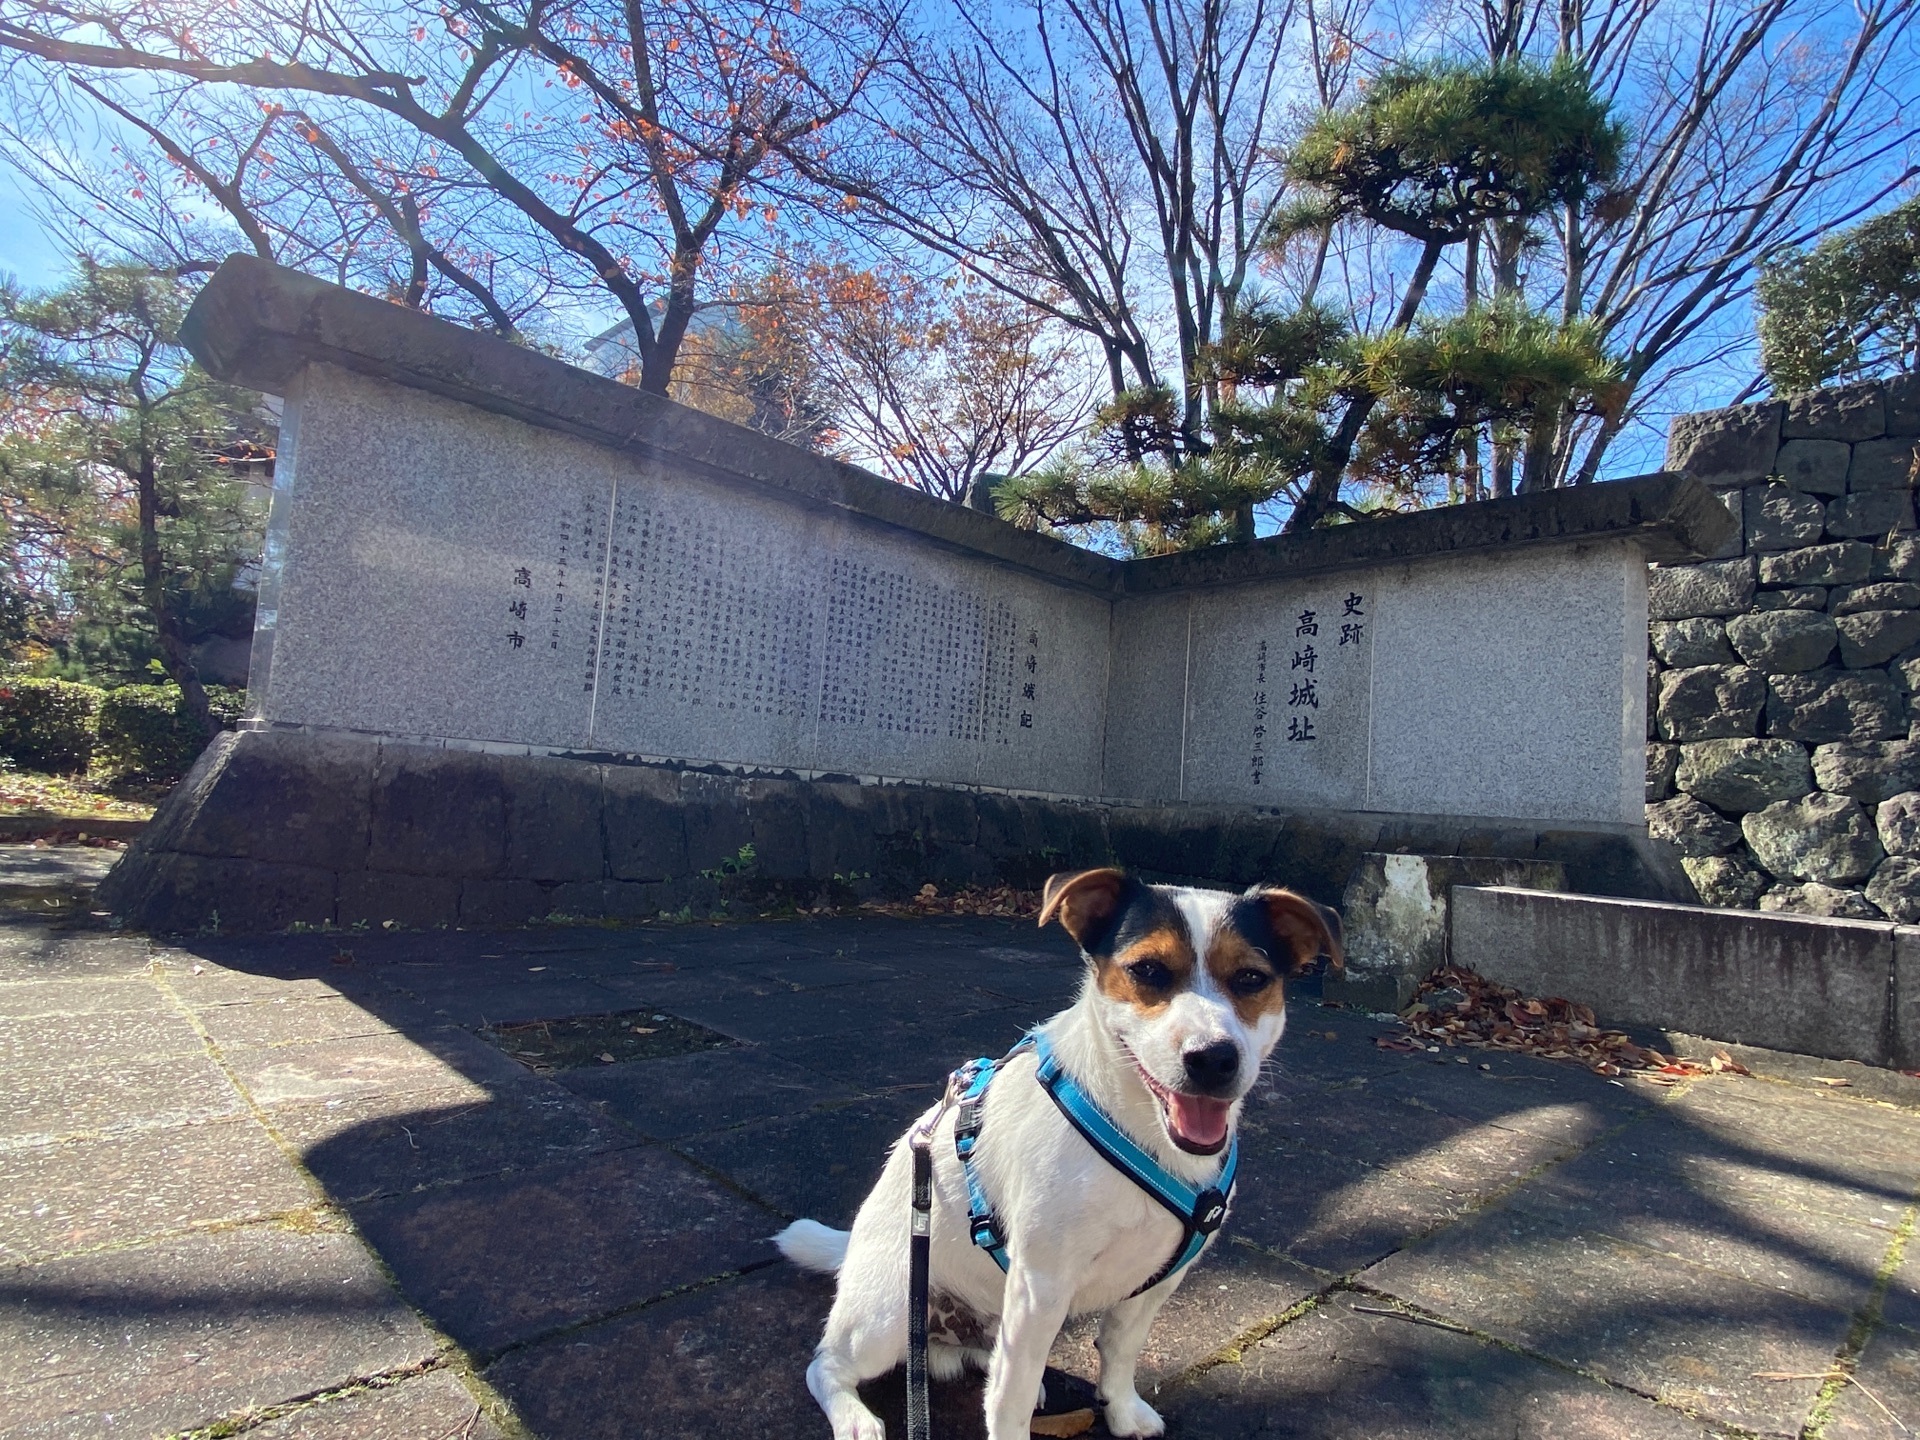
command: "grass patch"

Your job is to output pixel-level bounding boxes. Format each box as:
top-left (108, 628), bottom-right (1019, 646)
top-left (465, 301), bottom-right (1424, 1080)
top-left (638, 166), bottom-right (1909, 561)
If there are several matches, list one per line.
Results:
top-left (477, 1007), bottom-right (733, 1073)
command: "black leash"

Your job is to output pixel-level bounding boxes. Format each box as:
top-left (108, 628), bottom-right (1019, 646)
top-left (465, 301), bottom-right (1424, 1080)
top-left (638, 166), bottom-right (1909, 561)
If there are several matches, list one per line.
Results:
top-left (906, 1123), bottom-right (936, 1440)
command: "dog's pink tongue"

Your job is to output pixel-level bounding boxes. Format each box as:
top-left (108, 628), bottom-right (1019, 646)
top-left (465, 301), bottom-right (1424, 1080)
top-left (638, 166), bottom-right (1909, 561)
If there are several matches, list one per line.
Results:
top-left (1167, 1093), bottom-right (1231, 1149)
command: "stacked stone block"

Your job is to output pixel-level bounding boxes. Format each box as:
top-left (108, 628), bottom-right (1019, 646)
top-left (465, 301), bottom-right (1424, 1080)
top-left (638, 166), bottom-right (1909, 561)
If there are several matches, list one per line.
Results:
top-left (1652, 374), bottom-right (1920, 918)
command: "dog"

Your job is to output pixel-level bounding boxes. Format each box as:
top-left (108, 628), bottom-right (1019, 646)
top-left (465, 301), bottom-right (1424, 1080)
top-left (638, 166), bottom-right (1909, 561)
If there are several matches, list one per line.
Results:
top-left (774, 867), bottom-right (1343, 1440)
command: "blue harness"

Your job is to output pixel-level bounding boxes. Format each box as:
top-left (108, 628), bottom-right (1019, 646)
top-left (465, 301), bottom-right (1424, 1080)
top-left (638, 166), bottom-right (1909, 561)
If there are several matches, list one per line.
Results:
top-left (948, 1031), bottom-right (1237, 1297)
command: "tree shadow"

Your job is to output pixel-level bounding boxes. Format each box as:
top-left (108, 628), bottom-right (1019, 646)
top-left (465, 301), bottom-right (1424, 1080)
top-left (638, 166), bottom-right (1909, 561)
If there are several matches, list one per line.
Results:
top-left (130, 916), bottom-right (1920, 1440)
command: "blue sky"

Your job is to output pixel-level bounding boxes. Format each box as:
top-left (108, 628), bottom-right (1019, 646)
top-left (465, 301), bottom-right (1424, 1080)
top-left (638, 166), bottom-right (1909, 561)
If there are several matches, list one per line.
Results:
top-left (0, 165), bottom-right (67, 289)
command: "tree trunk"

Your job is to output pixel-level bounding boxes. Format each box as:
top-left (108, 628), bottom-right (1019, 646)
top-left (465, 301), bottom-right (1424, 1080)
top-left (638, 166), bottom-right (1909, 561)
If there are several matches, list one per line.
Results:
top-left (1232, 500), bottom-right (1254, 543)
top-left (1490, 219), bottom-right (1524, 498)
top-left (135, 451), bottom-right (216, 740)
top-left (1286, 237), bottom-right (1447, 533)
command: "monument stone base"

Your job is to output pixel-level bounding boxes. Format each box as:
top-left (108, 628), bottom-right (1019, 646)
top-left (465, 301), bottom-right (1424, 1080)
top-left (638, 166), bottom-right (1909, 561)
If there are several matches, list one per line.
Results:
top-left (98, 729), bottom-right (1692, 934)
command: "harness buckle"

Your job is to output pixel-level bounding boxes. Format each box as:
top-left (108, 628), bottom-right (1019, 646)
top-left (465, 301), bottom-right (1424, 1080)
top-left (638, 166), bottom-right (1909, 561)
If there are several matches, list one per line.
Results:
top-left (1191, 1187), bottom-right (1229, 1235)
top-left (970, 1211), bottom-right (1005, 1252)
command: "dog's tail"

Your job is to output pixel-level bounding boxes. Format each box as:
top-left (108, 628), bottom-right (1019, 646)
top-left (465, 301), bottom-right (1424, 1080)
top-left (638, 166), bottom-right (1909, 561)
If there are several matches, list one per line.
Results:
top-left (773, 1218), bottom-right (851, 1274)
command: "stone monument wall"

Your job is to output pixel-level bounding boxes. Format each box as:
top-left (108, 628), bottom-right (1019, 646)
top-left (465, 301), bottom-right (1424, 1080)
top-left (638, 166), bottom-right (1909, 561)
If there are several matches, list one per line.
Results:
top-left (1652, 376), bottom-right (1920, 919)
top-left (99, 257), bottom-right (1733, 931)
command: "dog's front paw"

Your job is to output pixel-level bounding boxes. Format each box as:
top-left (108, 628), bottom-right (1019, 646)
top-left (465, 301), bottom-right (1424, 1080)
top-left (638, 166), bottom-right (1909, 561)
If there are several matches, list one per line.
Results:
top-left (1102, 1391), bottom-right (1165, 1438)
top-left (832, 1410), bottom-right (887, 1440)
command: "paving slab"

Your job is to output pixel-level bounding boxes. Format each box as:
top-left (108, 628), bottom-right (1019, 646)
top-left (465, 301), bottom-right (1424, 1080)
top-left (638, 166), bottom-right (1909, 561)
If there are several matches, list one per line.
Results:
top-left (0, 1004), bottom-right (205, 1072)
top-left (1158, 1290), bottom-right (1717, 1439)
top-left (555, 1043), bottom-right (861, 1140)
top-left (157, 950), bottom-right (398, 1009)
top-left (0, 927), bottom-right (153, 983)
top-left (0, 1050), bottom-right (243, 1147)
top-left (1361, 1053), bottom-right (1664, 1139)
top-left (12, 911), bottom-right (1920, 1440)
top-left (484, 1263), bottom-right (833, 1440)
top-left (194, 992), bottom-right (406, 1050)
top-left (0, 1223), bottom-right (438, 1440)
top-left (730, 950), bottom-right (906, 991)
top-left (0, 975), bottom-right (168, 1019)
top-left (766, 1010), bottom-right (1042, 1094)
top-left (1361, 1198), bottom-right (1861, 1434)
top-left (1049, 1240), bottom-right (1328, 1391)
top-left (1664, 1080), bottom-right (1920, 1188)
top-left (222, 1026), bottom-right (527, 1109)
top-left (1882, 1233), bottom-right (1920, 1335)
top-left (675, 1094), bottom-right (934, 1224)
top-left (663, 975), bottom-right (1021, 1045)
top-left (1238, 1064), bottom-right (1601, 1184)
top-left (242, 1369), bottom-right (507, 1440)
top-left (1827, 1322), bottom-right (1920, 1439)
top-left (0, 845), bottom-right (119, 890)
top-left (0, 1118), bottom-right (316, 1264)
top-left (276, 1080), bottom-right (633, 1204)
top-left (399, 976), bottom-right (638, 1029)
top-left (352, 1145), bottom-right (778, 1355)
top-left (1498, 1115), bottom-right (1908, 1312)
top-left (1224, 1137), bottom-right (1478, 1276)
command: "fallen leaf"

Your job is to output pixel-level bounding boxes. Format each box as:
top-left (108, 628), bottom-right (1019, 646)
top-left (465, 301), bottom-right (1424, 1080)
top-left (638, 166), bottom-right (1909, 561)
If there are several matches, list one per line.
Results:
top-left (1395, 967), bottom-right (1754, 1082)
top-left (598, 1052), bottom-right (616, 1063)
top-left (1030, 1411), bottom-right (1096, 1438)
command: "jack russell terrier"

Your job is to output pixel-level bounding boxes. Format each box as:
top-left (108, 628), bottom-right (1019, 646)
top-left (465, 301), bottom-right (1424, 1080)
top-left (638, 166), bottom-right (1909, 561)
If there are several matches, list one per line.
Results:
top-left (776, 867), bottom-right (1343, 1440)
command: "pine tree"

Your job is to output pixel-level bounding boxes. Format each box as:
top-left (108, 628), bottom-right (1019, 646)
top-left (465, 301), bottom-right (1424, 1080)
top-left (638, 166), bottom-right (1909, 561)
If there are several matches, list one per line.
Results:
top-left (1757, 196), bottom-right (1920, 394)
top-left (0, 262), bottom-right (270, 735)
top-left (995, 58), bottom-right (1626, 553)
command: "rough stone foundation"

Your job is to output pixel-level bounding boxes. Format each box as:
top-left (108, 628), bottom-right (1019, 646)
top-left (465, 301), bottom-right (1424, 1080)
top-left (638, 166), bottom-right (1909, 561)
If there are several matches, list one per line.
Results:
top-left (97, 728), bottom-right (1685, 934)
top-left (1653, 373), bottom-right (1920, 919)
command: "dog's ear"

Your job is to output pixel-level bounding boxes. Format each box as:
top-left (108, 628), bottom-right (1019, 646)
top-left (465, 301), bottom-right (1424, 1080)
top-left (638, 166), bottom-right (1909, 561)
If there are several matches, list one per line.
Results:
top-left (1244, 887), bottom-right (1344, 975)
top-left (1039, 868), bottom-right (1133, 952)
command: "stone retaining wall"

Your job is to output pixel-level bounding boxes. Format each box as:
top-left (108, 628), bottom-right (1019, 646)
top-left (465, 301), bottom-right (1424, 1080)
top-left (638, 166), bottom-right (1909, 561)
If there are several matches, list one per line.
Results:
top-left (96, 728), bottom-right (1681, 934)
top-left (1654, 375), bottom-right (1920, 918)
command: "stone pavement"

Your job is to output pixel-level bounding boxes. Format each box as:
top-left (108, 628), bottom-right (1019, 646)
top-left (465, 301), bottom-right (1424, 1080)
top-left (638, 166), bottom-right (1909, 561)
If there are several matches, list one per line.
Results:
top-left (2, 910), bottom-right (1917, 1440)
top-left (0, 844), bottom-right (120, 896)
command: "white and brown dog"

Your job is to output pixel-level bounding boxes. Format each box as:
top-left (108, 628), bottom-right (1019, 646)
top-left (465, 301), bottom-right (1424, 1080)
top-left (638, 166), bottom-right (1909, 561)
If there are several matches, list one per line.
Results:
top-left (775, 868), bottom-right (1342, 1440)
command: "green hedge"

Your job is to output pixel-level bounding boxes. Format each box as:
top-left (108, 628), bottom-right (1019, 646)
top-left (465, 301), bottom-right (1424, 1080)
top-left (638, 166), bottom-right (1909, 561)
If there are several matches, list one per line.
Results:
top-left (95, 684), bottom-right (246, 780)
top-left (0, 679), bottom-right (105, 773)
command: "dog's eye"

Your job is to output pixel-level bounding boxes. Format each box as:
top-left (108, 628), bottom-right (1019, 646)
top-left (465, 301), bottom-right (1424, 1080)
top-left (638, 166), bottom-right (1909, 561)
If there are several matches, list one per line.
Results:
top-left (1127, 959), bottom-right (1173, 990)
top-left (1229, 969), bottom-right (1273, 997)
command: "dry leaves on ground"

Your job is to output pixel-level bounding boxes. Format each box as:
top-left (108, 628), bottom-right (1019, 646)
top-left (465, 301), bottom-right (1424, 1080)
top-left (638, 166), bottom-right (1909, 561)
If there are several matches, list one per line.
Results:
top-left (0, 771), bottom-right (157, 820)
top-left (860, 884), bottom-right (1042, 919)
top-left (1029, 1410), bottom-right (1096, 1438)
top-left (1377, 966), bottom-right (1751, 1083)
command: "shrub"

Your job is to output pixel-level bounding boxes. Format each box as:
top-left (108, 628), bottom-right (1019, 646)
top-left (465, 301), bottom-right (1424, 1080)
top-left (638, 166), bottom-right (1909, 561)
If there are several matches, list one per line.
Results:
top-left (0, 679), bottom-right (105, 773)
top-left (95, 684), bottom-right (246, 781)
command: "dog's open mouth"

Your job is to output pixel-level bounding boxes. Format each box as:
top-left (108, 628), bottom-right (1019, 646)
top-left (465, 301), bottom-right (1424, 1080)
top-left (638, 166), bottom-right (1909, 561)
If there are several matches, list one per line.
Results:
top-left (1133, 1060), bottom-right (1232, 1156)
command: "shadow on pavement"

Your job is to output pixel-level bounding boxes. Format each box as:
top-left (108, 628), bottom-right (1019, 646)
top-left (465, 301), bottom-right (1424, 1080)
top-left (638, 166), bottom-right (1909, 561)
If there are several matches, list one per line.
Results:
top-left (121, 913), bottom-right (1920, 1440)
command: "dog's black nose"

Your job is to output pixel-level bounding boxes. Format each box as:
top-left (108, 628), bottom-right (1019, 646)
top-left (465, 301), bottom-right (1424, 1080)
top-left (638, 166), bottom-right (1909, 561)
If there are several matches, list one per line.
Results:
top-left (1183, 1040), bottom-right (1240, 1094)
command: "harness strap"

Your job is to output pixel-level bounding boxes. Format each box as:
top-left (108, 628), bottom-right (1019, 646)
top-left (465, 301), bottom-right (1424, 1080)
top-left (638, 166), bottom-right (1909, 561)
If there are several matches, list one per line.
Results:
top-left (1032, 1032), bottom-right (1237, 1296)
top-left (952, 1041), bottom-right (1029, 1273)
top-left (953, 1031), bottom-right (1236, 1298)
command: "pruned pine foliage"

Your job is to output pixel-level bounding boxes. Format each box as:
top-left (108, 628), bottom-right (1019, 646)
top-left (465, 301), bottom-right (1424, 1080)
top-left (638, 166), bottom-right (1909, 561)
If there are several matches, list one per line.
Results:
top-left (1758, 196), bottom-right (1920, 394)
top-left (1284, 59), bottom-right (1625, 245)
top-left (993, 453), bottom-right (1285, 556)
